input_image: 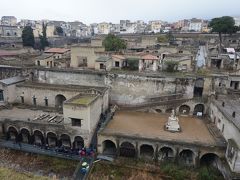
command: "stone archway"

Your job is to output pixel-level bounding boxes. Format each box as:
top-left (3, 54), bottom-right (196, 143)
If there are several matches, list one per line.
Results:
top-left (33, 130), bottom-right (44, 146)
top-left (159, 146), bottom-right (174, 161)
top-left (20, 128), bottom-right (30, 143)
top-left (120, 142), bottom-right (136, 158)
top-left (60, 134), bottom-right (71, 148)
top-left (200, 153), bottom-right (220, 167)
top-left (179, 105), bottom-right (191, 115)
top-left (140, 144), bottom-right (154, 159)
top-left (73, 136), bottom-right (84, 149)
top-left (47, 132), bottom-right (58, 147)
top-left (7, 126), bottom-right (18, 141)
top-left (155, 109), bottom-right (162, 113)
top-left (55, 94), bottom-right (66, 110)
top-left (193, 104), bottom-right (205, 115)
top-left (179, 149), bottom-right (195, 166)
top-left (102, 140), bottom-right (117, 156)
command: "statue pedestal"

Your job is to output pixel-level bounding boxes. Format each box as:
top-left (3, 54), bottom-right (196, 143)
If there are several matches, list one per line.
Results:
top-left (165, 111), bottom-right (181, 132)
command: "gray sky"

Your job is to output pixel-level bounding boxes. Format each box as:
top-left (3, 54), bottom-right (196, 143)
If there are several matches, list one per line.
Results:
top-left (1, 0), bottom-right (239, 24)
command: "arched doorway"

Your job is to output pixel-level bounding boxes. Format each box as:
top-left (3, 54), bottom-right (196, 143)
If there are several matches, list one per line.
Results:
top-left (194, 78), bottom-right (204, 97)
top-left (193, 104), bottom-right (204, 115)
top-left (47, 132), bottom-right (58, 147)
top-left (60, 134), bottom-right (71, 148)
top-left (55, 94), bottom-right (66, 110)
top-left (102, 140), bottom-right (117, 156)
top-left (120, 142), bottom-right (136, 158)
top-left (20, 128), bottom-right (30, 143)
top-left (179, 149), bottom-right (195, 166)
top-left (159, 147), bottom-right (174, 161)
top-left (7, 126), bottom-right (18, 141)
top-left (179, 105), bottom-right (191, 115)
top-left (200, 153), bottom-right (219, 166)
top-left (33, 130), bottom-right (44, 146)
top-left (73, 136), bottom-right (84, 149)
top-left (155, 109), bottom-right (162, 113)
top-left (140, 144), bottom-right (154, 159)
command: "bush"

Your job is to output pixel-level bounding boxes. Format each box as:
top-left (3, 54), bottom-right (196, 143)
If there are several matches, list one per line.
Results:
top-left (164, 60), bottom-right (179, 72)
top-left (161, 163), bottom-right (189, 180)
top-left (122, 59), bottom-right (139, 71)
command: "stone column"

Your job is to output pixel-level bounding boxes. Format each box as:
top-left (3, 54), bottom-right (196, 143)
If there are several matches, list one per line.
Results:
top-left (116, 139), bottom-right (120, 157)
top-left (154, 145), bottom-right (159, 162)
top-left (135, 141), bottom-right (139, 159)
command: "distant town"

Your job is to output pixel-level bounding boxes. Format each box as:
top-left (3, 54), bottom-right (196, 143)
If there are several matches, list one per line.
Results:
top-left (1, 15), bottom-right (240, 37)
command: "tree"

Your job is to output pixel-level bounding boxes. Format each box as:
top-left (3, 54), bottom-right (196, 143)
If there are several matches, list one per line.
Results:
top-left (165, 60), bottom-right (179, 72)
top-left (39, 22), bottom-right (49, 50)
top-left (157, 35), bottom-right (168, 43)
top-left (209, 16), bottom-right (238, 52)
top-left (54, 26), bottom-right (64, 36)
top-left (103, 34), bottom-right (126, 51)
top-left (22, 26), bottom-right (35, 48)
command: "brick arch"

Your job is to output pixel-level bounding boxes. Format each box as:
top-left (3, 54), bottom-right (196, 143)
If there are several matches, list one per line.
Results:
top-left (158, 146), bottom-right (175, 161)
top-left (119, 141), bottom-right (136, 158)
top-left (60, 133), bottom-right (71, 148)
top-left (19, 128), bottom-right (31, 143)
top-left (179, 148), bottom-right (196, 166)
top-left (140, 144), bottom-right (155, 159)
top-left (7, 125), bottom-right (19, 133)
top-left (7, 126), bottom-right (19, 140)
top-left (200, 153), bottom-right (220, 166)
top-left (46, 131), bottom-right (58, 147)
top-left (102, 139), bottom-right (117, 156)
top-left (33, 129), bottom-right (45, 145)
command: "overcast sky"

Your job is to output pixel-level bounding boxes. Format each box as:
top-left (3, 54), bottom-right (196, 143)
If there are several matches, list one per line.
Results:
top-left (1, 0), bottom-right (239, 24)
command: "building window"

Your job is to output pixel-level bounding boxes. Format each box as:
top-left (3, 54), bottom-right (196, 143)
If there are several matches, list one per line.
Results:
top-left (71, 118), bottom-right (82, 127)
top-left (37, 60), bottom-right (40, 66)
top-left (100, 63), bottom-right (105, 69)
top-left (115, 61), bottom-right (120, 67)
top-left (179, 50), bottom-right (183, 53)
top-left (0, 90), bottom-right (4, 101)
top-left (20, 96), bottom-right (24, 104)
top-left (44, 97), bottom-right (48, 106)
top-left (218, 119), bottom-right (221, 123)
top-left (32, 96), bottom-right (37, 106)
top-left (222, 102), bottom-right (225, 107)
top-left (232, 112), bottom-right (236, 118)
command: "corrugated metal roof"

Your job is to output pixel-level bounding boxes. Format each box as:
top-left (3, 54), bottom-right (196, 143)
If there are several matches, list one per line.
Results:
top-left (0, 76), bottom-right (25, 85)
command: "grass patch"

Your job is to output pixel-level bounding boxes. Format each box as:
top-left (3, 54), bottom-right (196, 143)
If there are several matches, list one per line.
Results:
top-left (0, 167), bottom-right (50, 180)
top-left (36, 155), bottom-right (78, 175)
top-left (161, 163), bottom-right (191, 180)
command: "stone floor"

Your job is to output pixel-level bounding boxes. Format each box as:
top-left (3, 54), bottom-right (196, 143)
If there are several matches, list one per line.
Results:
top-left (102, 111), bottom-right (217, 146)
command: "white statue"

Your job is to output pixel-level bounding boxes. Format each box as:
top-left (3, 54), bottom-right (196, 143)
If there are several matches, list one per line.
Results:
top-left (165, 109), bottom-right (181, 132)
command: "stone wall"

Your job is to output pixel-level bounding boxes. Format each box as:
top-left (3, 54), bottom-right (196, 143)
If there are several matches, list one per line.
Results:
top-left (34, 70), bottom-right (204, 106)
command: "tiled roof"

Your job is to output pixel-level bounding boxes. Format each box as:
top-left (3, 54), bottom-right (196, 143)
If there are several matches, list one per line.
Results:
top-left (0, 50), bottom-right (18, 57)
top-left (112, 55), bottom-right (126, 60)
top-left (141, 54), bottom-right (159, 60)
top-left (44, 48), bottom-right (70, 54)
